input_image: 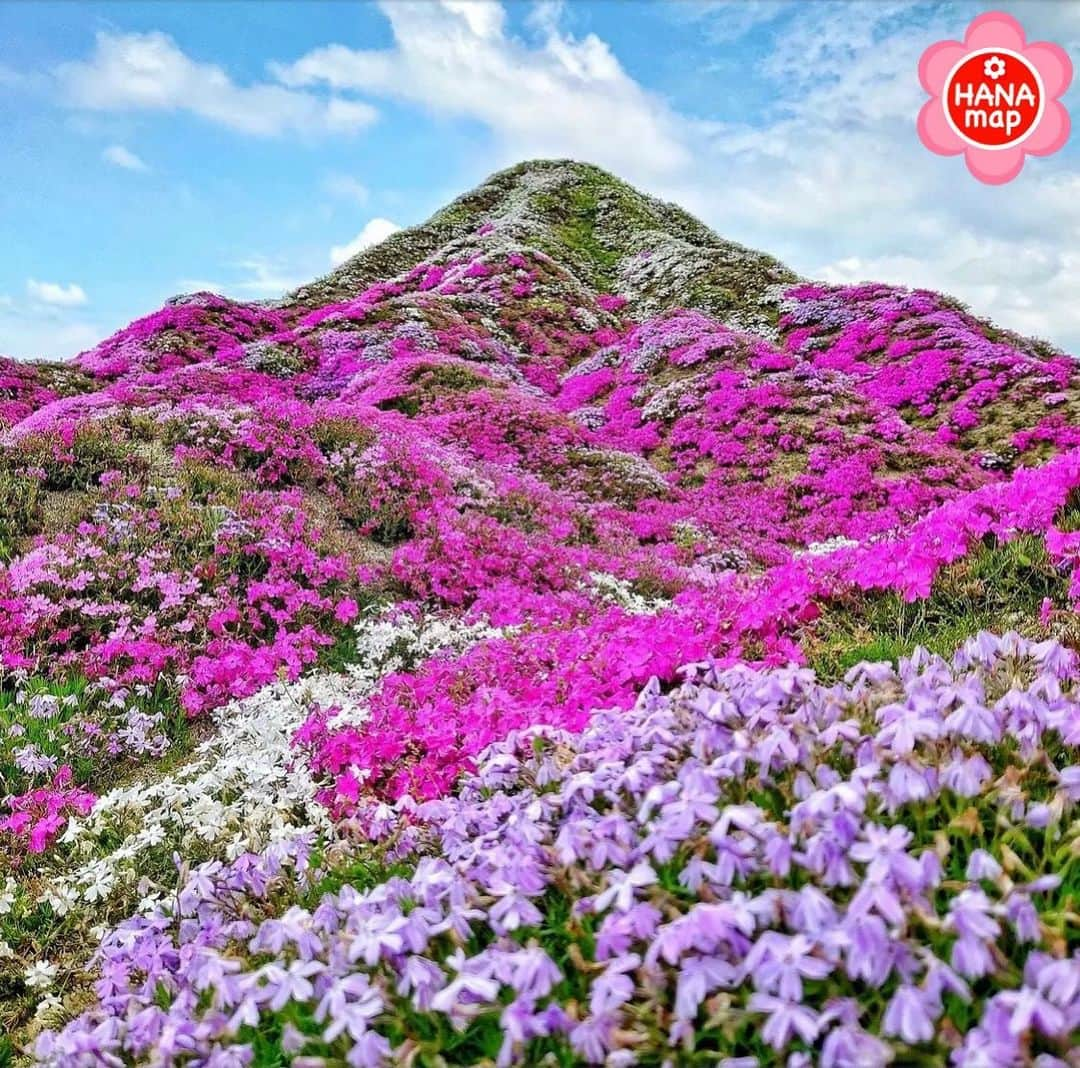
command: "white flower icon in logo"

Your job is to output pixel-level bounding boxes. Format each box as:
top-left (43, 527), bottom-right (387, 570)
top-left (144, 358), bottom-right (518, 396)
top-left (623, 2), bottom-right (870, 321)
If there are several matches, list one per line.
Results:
top-left (983, 55), bottom-right (1006, 80)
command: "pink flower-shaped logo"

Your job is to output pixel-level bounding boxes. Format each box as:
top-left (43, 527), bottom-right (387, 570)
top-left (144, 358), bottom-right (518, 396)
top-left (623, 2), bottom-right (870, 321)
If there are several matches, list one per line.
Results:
top-left (918, 11), bottom-right (1072, 184)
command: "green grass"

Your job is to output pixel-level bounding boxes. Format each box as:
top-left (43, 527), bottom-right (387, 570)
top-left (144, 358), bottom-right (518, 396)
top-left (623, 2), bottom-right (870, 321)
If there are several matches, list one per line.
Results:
top-left (806, 533), bottom-right (1074, 681)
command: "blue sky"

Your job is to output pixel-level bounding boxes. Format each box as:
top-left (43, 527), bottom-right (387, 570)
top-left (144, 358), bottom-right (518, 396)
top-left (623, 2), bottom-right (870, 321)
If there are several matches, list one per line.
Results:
top-left (2, 0), bottom-right (1078, 359)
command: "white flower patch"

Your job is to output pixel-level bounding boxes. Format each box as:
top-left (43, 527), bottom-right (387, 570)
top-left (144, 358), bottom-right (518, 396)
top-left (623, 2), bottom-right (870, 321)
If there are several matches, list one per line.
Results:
top-left (587, 571), bottom-right (667, 616)
top-left (796, 535), bottom-right (861, 558)
top-left (41, 610), bottom-right (503, 915)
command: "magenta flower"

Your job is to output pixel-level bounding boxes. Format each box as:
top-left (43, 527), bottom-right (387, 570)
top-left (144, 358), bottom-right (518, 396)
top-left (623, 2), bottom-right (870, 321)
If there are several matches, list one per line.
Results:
top-left (918, 12), bottom-right (1072, 184)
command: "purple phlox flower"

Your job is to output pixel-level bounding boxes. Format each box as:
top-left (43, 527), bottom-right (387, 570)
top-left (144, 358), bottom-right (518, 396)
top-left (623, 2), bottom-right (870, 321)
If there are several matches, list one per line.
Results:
top-left (191, 955), bottom-right (244, 1008)
top-left (821, 1021), bottom-right (893, 1068)
top-left (994, 986), bottom-right (1066, 1037)
top-left (881, 759), bottom-right (934, 810)
top-left (1026, 954), bottom-right (1080, 1006)
top-left (764, 832), bottom-right (793, 878)
top-left (789, 885), bottom-right (838, 934)
top-left (949, 1017), bottom-right (1021, 1068)
top-left (498, 998), bottom-right (565, 1068)
top-left (876, 696), bottom-right (941, 754)
top-left (947, 889), bottom-right (1000, 942)
top-left (227, 992), bottom-right (261, 1032)
top-left (966, 850), bottom-right (1002, 882)
top-left (595, 903), bottom-right (662, 961)
top-left (710, 802), bottom-right (766, 840)
top-left (590, 953), bottom-right (640, 1015)
top-left (569, 1012), bottom-right (617, 1063)
top-left (396, 953), bottom-right (444, 1011)
top-left (202, 1045), bottom-right (253, 1068)
top-left (849, 823), bottom-right (923, 887)
top-left (882, 984), bottom-right (937, 1044)
top-left (922, 954), bottom-right (971, 1005)
top-left (345, 1030), bottom-right (392, 1068)
top-left (178, 860), bottom-right (225, 912)
top-left (747, 993), bottom-right (821, 1050)
top-left (848, 873), bottom-right (905, 926)
top-left (1023, 873), bottom-right (1062, 895)
top-left (704, 834), bottom-right (757, 886)
top-left (1055, 765), bottom-right (1080, 802)
top-left (943, 699), bottom-right (1000, 744)
top-left (754, 725), bottom-right (801, 775)
top-left (648, 898), bottom-right (757, 967)
top-left (250, 906), bottom-right (324, 959)
top-left (637, 780), bottom-right (681, 824)
top-left (955, 632), bottom-right (1000, 670)
top-left (1027, 638), bottom-right (1076, 679)
top-left (1024, 802), bottom-right (1053, 829)
top-left (315, 973), bottom-right (383, 1042)
top-left (429, 966), bottom-right (502, 1026)
top-left (582, 813), bottom-right (637, 869)
top-left (674, 764), bottom-right (721, 813)
top-left (35, 1019), bottom-right (125, 1068)
top-left (255, 958), bottom-right (324, 1012)
top-left (799, 831), bottom-right (856, 888)
top-left (942, 752), bottom-right (993, 797)
top-left (674, 954), bottom-right (737, 1020)
top-left (746, 931), bottom-right (832, 1000)
top-left (555, 817), bottom-right (601, 865)
top-left (791, 780), bottom-right (866, 834)
top-left (993, 689), bottom-right (1047, 755)
top-left (491, 946), bottom-right (562, 1001)
top-left (280, 1022), bottom-right (306, 1054)
top-left (345, 909), bottom-right (411, 965)
top-left (592, 862), bottom-right (657, 914)
top-left (1003, 893), bottom-right (1040, 944)
top-left (489, 890), bottom-right (543, 934)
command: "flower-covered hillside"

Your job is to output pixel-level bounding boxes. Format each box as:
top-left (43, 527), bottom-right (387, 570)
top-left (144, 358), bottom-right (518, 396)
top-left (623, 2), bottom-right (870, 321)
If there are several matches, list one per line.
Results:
top-left (0, 159), bottom-right (1077, 1064)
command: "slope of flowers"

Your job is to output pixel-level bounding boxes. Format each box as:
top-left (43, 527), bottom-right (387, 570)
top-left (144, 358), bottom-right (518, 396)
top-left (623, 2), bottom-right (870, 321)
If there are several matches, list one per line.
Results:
top-left (2, 161), bottom-right (1080, 1058)
top-left (39, 633), bottom-right (1080, 1066)
top-left (299, 445), bottom-right (1080, 810)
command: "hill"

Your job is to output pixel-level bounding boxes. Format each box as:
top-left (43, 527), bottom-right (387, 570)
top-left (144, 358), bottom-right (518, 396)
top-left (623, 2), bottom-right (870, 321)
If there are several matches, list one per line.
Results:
top-left (2, 160), bottom-right (1078, 1066)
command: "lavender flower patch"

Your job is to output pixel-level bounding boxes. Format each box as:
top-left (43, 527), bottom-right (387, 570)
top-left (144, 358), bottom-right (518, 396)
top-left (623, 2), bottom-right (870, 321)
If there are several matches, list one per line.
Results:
top-left (38, 631), bottom-right (1079, 1067)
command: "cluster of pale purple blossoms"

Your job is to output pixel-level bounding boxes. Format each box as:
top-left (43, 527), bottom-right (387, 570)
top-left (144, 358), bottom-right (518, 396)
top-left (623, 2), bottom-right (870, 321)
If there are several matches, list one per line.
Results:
top-left (37, 632), bottom-right (1079, 1067)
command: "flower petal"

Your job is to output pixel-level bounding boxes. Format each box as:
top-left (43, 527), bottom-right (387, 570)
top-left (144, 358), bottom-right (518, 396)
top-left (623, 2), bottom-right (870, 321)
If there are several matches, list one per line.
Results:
top-left (1024, 41), bottom-right (1074, 99)
top-left (964, 145), bottom-right (1025, 185)
top-left (919, 39), bottom-right (967, 95)
top-left (1025, 100), bottom-right (1071, 156)
top-left (964, 12), bottom-right (1026, 53)
top-left (918, 99), bottom-right (964, 156)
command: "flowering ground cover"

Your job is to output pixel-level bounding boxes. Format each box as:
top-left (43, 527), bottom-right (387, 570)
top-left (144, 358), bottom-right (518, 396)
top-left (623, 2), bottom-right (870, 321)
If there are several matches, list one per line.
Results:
top-left (36, 633), bottom-right (1080, 1066)
top-left (0, 160), bottom-right (1077, 1064)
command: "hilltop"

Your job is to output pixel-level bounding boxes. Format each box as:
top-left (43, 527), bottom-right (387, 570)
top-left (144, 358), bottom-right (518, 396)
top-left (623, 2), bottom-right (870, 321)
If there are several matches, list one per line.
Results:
top-left (1, 160), bottom-right (1078, 1066)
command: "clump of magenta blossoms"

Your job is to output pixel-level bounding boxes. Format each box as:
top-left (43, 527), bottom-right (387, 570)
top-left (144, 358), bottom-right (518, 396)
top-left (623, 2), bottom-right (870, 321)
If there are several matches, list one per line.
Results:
top-left (38, 632), bottom-right (1079, 1067)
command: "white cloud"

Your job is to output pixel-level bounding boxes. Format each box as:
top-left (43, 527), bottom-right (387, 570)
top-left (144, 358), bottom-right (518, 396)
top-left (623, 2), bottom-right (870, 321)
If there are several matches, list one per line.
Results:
top-left (0, 318), bottom-right (104, 362)
top-left (676, 0), bottom-right (791, 43)
top-left (57, 31), bottom-right (377, 137)
top-left (272, 0), bottom-right (689, 182)
top-left (30, 1), bottom-right (1080, 356)
top-left (27, 279), bottom-right (88, 307)
top-left (330, 218), bottom-right (401, 265)
top-left (179, 255), bottom-right (308, 299)
top-left (670, 0), bottom-right (1080, 352)
top-left (324, 173), bottom-right (370, 204)
top-left (102, 143), bottom-right (149, 172)
top-left (266, 0), bottom-right (1080, 350)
